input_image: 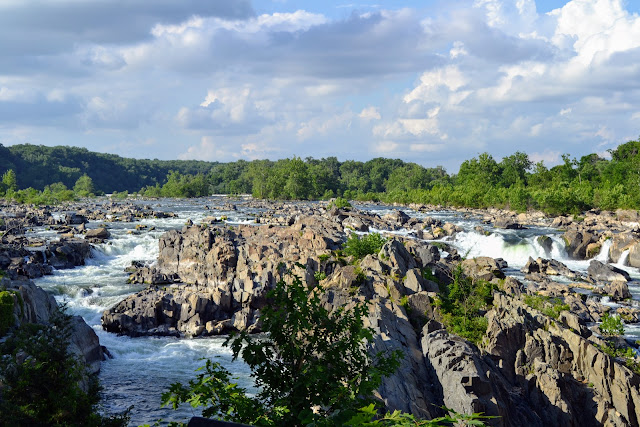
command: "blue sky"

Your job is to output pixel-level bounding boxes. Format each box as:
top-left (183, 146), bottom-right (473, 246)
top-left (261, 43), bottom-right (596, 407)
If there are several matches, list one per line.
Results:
top-left (1, 0), bottom-right (639, 172)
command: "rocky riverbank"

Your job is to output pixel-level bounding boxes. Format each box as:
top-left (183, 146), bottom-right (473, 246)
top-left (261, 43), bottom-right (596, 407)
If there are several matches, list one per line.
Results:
top-left (99, 201), bottom-right (640, 426)
top-left (0, 199), bottom-right (179, 378)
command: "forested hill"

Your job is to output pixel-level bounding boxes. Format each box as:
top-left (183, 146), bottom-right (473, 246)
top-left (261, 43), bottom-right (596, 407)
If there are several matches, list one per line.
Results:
top-left (3, 138), bottom-right (640, 215)
top-left (0, 144), bottom-right (217, 192)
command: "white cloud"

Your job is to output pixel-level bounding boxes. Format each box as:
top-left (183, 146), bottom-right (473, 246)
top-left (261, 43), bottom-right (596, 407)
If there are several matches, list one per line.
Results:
top-left (178, 136), bottom-right (238, 161)
top-left (359, 106), bottom-right (381, 121)
top-left (530, 150), bottom-right (561, 165)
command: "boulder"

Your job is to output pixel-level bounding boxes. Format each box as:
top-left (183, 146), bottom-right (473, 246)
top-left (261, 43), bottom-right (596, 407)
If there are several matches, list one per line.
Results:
top-left (587, 260), bottom-right (630, 283)
top-left (562, 230), bottom-right (597, 259)
top-left (603, 281), bottom-right (632, 301)
top-left (610, 233), bottom-right (639, 263)
top-left (460, 256), bottom-right (505, 282)
top-left (85, 227), bottom-right (110, 240)
top-left (494, 218), bottom-right (525, 229)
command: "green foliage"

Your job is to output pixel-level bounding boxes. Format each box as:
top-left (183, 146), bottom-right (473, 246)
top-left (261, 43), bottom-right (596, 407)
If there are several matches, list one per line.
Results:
top-left (437, 264), bottom-right (497, 345)
top-left (73, 174), bottom-right (95, 197)
top-left (523, 294), bottom-right (570, 319)
top-left (314, 270), bottom-right (327, 281)
top-left (598, 342), bottom-right (640, 375)
top-left (0, 290), bottom-right (15, 336)
top-left (347, 403), bottom-right (495, 426)
top-left (162, 268), bottom-right (402, 426)
top-left (343, 233), bottom-right (388, 260)
top-left (0, 309), bottom-right (129, 426)
top-left (600, 312), bottom-right (625, 336)
top-left (329, 197), bottom-right (352, 209)
top-left (6, 138), bottom-right (640, 214)
top-left (2, 169), bottom-right (18, 192)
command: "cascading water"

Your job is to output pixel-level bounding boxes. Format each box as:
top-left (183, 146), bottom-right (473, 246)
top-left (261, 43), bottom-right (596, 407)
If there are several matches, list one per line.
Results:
top-left (32, 200), bottom-right (256, 425)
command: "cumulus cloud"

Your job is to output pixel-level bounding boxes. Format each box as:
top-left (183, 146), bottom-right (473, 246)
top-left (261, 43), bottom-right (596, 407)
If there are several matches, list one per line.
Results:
top-left (0, 0), bottom-right (639, 172)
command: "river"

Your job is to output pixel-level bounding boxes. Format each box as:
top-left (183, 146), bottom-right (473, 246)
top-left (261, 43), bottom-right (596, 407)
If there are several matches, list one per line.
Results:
top-left (29, 197), bottom-right (640, 425)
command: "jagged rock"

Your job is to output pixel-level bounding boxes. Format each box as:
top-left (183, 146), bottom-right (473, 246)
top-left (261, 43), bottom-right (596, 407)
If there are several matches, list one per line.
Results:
top-left (522, 257), bottom-right (578, 279)
top-left (501, 276), bottom-right (525, 296)
top-left (610, 233), bottom-right (639, 264)
top-left (404, 240), bottom-right (440, 267)
top-left (552, 216), bottom-right (573, 228)
top-left (64, 213), bottom-right (88, 225)
top-left (3, 278), bottom-right (104, 374)
top-left (442, 222), bottom-right (461, 236)
top-left (562, 230), bottom-right (597, 259)
top-left (403, 268), bottom-right (438, 294)
top-left (379, 239), bottom-right (416, 277)
top-left (587, 260), bottom-right (630, 283)
top-left (422, 328), bottom-right (540, 426)
top-left (461, 256), bottom-right (506, 281)
top-left (603, 281), bottom-right (632, 301)
top-left (485, 293), bottom-right (640, 426)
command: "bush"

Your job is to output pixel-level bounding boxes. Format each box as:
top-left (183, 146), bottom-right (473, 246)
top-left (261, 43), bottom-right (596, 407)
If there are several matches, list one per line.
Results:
top-left (0, 309), bottom-right (129, 426)
top-left (343, 232), bottom-right (387, 260)
top-left (436, 264), bottom-right (497, 345)
top-left (328, 197), bottom-right (352, 209)
top-left (524, 294), bottom-right (569, 320)
top-left (0, 290), bottom-right (14, 336)
top-left (600, 312), bottom-right (625, 336)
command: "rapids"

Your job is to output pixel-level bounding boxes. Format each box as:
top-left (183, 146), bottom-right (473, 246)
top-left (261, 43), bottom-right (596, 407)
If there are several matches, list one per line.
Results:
top-left (29, 198), bottom-right (640, 425)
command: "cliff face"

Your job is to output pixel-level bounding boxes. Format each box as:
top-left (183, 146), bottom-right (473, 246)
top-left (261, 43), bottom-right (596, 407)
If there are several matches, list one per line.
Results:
top-left (101, 208), bottom-right (640, 425)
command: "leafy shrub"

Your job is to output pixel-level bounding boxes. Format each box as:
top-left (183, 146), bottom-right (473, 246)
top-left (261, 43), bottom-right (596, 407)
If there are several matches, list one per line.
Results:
top-left (314, 270), bottom-right (327, 281)
top-left (600, 312), bottom-right (625, 336)
top-left (328, 197), bottom-right (352, 209)
top-left (524, 294), bottom-right (569, 319)
top-left (343, 232), bottom-right (387, 260)
top-left (436, 264), bottom-right (497, 345)
top-left (598, 342), bottom-right (640, 375)
top-left (0, 290), bottom-right (14, 336)
top-left (0, 309), bottom-right (129, 426)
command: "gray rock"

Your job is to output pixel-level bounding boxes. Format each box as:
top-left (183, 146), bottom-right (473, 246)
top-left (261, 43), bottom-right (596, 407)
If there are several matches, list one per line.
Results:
top-left (587, 260), bottom-right (630, 283)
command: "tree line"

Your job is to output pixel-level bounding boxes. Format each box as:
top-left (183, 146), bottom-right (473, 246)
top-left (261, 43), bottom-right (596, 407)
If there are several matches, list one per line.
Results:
top-left (2, 138), bottom-right (640, 215)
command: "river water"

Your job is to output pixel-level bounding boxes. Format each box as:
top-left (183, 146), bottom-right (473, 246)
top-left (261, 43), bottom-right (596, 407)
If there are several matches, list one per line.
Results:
top-left (29, 197), bottom-right (640, 425)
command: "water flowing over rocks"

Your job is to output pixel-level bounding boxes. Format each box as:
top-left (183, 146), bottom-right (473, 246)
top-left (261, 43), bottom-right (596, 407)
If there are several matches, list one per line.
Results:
top-left (100, 203), bottom-right (640, 425)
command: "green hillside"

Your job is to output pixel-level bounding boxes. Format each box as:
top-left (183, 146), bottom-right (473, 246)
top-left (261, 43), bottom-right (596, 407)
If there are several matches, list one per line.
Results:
top-left (0, 144), bottom-right (218, 193)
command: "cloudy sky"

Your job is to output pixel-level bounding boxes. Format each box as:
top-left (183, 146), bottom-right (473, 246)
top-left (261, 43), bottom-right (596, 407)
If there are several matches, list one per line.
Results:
top-left (1, 0), bottom-right (639, 172)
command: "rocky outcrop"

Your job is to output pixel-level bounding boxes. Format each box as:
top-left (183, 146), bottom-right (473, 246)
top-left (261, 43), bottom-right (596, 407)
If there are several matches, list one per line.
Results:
top-left (522, 257), bottom-right (579, 279)
top-left (2, 278), bottom-right (104, 374)
top-left (485, 293), bottom-right (640, 426)
top-left (587, 260), bottom-right (631, 283)
top-left (563, 230), bottom-right (597, 259)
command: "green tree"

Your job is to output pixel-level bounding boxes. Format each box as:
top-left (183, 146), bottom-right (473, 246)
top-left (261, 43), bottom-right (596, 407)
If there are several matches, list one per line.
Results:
top-left (283, 157), bottom-right (311, 200)
top-left (2, 169), bottom-right (18, 192)
top-left (0, 309), bottom-right (129, 426)
top-left (73, 174), bottom-right (95, 197)
top-left (163, 268), bottom-right (401, 426)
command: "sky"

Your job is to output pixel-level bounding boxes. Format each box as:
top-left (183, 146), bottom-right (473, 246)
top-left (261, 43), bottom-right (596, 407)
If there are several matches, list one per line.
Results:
top-left (1, 0), bottom-right (639, 173)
